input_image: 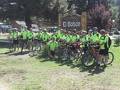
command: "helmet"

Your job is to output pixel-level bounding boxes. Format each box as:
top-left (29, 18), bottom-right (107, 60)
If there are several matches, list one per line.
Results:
top-left (81, 30), bottom-right (87, 34)
top-left (93, 27), bottom-right (98, 31)
top-left (100, 29), bottom-right (106, 34)
top-left (43, 28), bottom-right (47, 32)
top-left (88, 29), bottom-right (93, 32)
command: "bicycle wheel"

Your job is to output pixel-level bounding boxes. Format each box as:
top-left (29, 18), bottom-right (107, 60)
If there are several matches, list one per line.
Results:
top-left (72, 50), bottom-right (82, 65)
top-left (81, 52), bottom-right (96, 67)
top-left (29, 51), bottom-right (35, 57)
top-left (105, 52), bottom-right (114, 65)
top-left (29, 47), bottom-right (39, 57)
top-left (62, 48), bottom-right (70, 60)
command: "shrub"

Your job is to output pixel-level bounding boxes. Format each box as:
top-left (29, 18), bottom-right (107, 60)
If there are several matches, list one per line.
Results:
top-left (114, 37), bottom-right (120, 46)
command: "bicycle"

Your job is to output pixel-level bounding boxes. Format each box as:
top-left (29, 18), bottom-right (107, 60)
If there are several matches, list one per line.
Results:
top-left (81, 43), bottom-right (114, 67)
top-left (29, 39), bottom-right (43, 57)
top-left (72, 43), bottom-right (83, 65)
top-left (56, 40), bottom-right (76, 61)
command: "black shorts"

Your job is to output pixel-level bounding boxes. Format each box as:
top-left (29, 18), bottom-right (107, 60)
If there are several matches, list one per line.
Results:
top-left (13, 40), bottom-right (18, 44)
top-left (50, 51), bottom-right (55, 56)
top-left (94, 46), bottom-right (100, 49)
top-left (69, 45), bottom-right (76, 50)
top-left (83, 46), bottom-right (88, 51)
top-left (21, 39), bottom-right (28, 45)
top-left (99, 49), bottom-right (108, 55)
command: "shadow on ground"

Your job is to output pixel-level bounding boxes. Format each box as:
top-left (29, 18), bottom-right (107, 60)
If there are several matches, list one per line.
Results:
top-left (36, 53), bottom-right (107, 75)
top-left (8, 51), bottom-right (30, 56)
top-left (0, 39), bottom-right (107, 75)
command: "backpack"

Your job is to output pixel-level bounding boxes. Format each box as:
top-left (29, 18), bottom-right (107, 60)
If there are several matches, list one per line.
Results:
top-left (104, 36), bottom-right (111, 49)
top-left (108, 36), bottom-right (112, 48)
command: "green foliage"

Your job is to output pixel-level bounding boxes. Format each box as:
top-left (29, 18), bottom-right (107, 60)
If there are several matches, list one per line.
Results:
top-left (67, 0), bottom-right (87, 14)
top-left (114, 37), bottom-right (120, 46)
top-left (110, 7), bottom-right (119, 19)
top-left (0, 0), bottom-right (61, 26)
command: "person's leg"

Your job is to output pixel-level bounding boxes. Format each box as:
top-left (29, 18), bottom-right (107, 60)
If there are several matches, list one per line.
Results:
top-left (98, 49), bottom-right (105, 66)
top-left (25, 39), bottom-right (28, 49)
top-left (29, 39), bottom-right (33, 51)
top-left (99, 49), bottom-right (108, 65)
top-left (17, 39), bottom-right (20, 51)
top-left (104, 48), bottom-right (109, 64)
top-left (48, 50), bottom-right (53, 58)
top-left (97, 55), bottom-right (102, 65)
top-left (10, 39), bottom-right (14, 51)
top-left (27, 40), bottom-right (31, 51)
top-left (31, 39), bottom-right (34, 51)
top-left (16, 39), bottom-right (18, 51)
top-left (15, 39), bottom-right (19, 51)
top-left (83, 47), bottom-right (87, 54)
top-left (19, 39), bottom-right (22, 52)
top-left (51, 51), bottom-right (55, 58)
top-left (21, 40), bottom-right (25, 53)
top-left (14, 40), bottom-right (17, 51)
top-left (13, 40), bottom-right (16, 51)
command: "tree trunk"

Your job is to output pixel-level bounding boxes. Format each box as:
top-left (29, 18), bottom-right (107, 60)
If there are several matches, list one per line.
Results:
top-left (24, 8), bottom-right (32, 30)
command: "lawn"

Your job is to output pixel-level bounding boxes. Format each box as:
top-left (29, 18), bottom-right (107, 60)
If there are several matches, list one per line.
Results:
top-left (0, 32), bottom-right (120, 90)
top-left (0, 48), bottom-right (9, 54)
top-left (0, 45), bottom-right (120, 90)
top-left (110, 46), bottom-right (120, 63)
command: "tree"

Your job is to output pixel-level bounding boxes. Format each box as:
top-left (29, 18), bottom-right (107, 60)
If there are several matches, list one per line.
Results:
top-left (67, 0), bottom-right (87, 14)
top-left (116, 0), bottom-right (120, 29)
top-left (87, 0), bottom-right (112, 30)
top-left (0, 0), bottom-right (113, 30)
top-left (66, 0), bottom-right (112, 30)
top-left (0, 0), bottom-right (60, 29)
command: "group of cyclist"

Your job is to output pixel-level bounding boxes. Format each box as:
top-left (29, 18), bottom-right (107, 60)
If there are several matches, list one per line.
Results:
top-left (9, 26), bottom-right (112, 66)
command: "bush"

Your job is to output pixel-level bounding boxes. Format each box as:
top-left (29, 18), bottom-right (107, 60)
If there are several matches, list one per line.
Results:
top-left (114, 37), bottom-right (120, 46)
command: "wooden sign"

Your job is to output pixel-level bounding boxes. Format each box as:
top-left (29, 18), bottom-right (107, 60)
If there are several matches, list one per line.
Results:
top-left (61, 14), bottom-right (81, 31)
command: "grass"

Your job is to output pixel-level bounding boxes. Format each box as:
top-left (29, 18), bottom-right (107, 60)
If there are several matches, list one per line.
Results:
top-left (110, 46), bottom-right (120, 63)
top-left (0, 44), bottom-right (120, 90)
top-left (0, 34), bottom-right (8, 39)
top-left (0, 48), bottom-right (9, 54)
top-left (0, 55), bottom-right (72, 90)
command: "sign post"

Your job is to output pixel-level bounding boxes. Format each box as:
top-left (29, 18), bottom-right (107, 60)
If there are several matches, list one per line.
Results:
top-left (81, 12), bottom-right (87, 31)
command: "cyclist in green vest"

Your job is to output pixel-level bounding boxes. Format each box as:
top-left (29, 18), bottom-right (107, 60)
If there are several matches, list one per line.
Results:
top-left (47, 38), bottom-right (59, 58)
top-left (27, 30), bottom-right (33, 50)
top-left (40, 31), bottom-right (50, 44)
top-left (91, 27), bottom-right (101, 44)
top-left (56, 30), bottom-right (63, 40)
top-left (81, 30), bottom-right (88, 45)
top-left (37, 31), bottom-right (42, 41)
top-left (87, 29), bottom-right (93, 43)
top-left (9, 28), bottom-right (19, 51)
top-left (21, 27), bottom-right (28, 40)
top-left (99, 29), bottom-right (111, 65)
top-left (80, 30), bottom-right (89, 54)
top-left (27, 30), bottom-right (33, 40)
top-left (20, 26), bottom-right (28, 53)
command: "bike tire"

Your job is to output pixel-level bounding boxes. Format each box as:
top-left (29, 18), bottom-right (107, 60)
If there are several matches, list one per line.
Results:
top-left (105, 52), bottom-right (114, 65)
top-left (29, 52), bottom-right (35, 57)
top-left (73, 51), bottom-right (82, 65)
top-left (81, 52), bottom-right (96, 67)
